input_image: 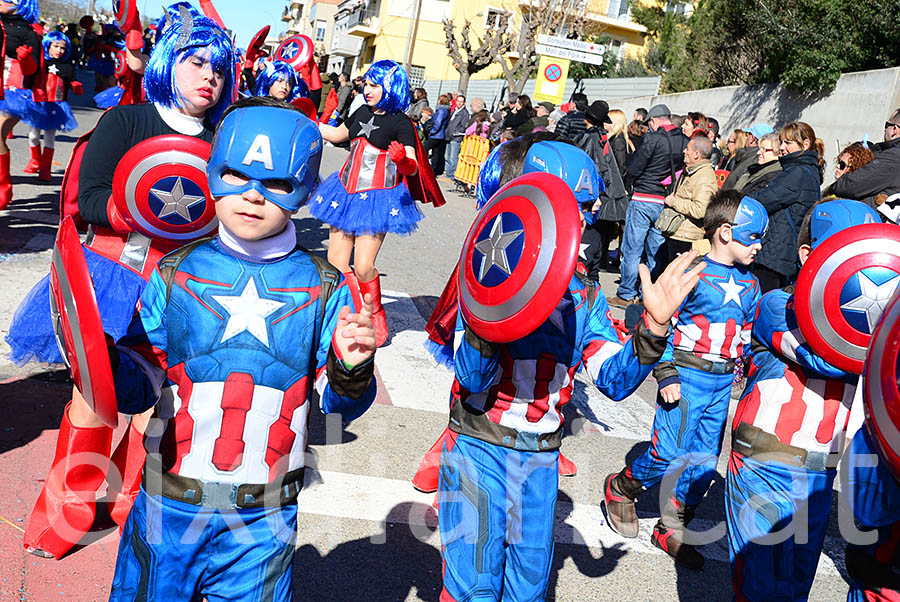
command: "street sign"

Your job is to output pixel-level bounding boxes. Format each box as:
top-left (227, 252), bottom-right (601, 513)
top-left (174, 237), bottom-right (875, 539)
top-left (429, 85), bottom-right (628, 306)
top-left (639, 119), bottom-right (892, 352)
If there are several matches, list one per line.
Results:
top-left (535, 43), bottom-right (605, 66)
top-left (537, 34), bottom-right (607, 56)
top-left (534, 55), bottom-right (569, 105)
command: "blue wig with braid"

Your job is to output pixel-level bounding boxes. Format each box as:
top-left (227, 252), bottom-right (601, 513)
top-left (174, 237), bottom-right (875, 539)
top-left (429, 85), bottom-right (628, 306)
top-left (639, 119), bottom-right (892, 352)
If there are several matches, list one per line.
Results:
top-left (363, 60), bottom-right (410, 114)
top-left (254, 60), bottom-right (309, 101)
top-left (143, 2), bottom-right (235, 124)
top-left (13, 0), bottom-right (38, 24)
top-left (42, 31), bottom-right (71, 61)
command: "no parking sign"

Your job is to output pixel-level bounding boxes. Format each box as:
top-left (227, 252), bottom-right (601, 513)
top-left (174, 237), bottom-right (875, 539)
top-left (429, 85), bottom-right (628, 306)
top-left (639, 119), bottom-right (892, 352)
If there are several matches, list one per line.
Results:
top-left (534, 55), bottom-right (569, 105)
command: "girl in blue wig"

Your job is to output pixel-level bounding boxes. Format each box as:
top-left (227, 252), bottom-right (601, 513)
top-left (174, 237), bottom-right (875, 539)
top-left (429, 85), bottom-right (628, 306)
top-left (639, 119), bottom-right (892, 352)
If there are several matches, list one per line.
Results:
top-left (10, 3), bottom-right (236, 561)
top-left (313, 59), bottom-right (434, 347)
top-left (0, 0), bottom-right (42, 208)
top-left (13, 32), bottom-right (83, 181)
top-left (253, 59), bottom-right (309, 102)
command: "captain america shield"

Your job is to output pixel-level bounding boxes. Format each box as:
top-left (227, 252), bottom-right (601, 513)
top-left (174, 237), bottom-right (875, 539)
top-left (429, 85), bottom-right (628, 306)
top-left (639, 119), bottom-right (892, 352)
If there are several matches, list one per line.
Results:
top-left (114, 50), bottom-right (128, 79)
top-left (247, 25), bottom-right (270, 63)
top-left (458, 172), bottom-right (581, 343)
top-left (49, 217), bottom-right (118, 428)
top-left (275, 35), bottom-right (314, 71)
top-left (111, 135), bottom-right (217, 243)
top-left (863, 286), bottom-right (900, 481)
top-left (114, 0), bottom-right (137, 30)
top-left (795, 223), bottom-right (900, 374)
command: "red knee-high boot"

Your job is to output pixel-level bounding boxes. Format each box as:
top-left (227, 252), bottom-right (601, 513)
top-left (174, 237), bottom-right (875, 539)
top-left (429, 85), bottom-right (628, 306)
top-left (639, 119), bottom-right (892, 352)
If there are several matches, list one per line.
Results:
top-left (0, 152), bottom-right (12, 210)
top-left (24, 145), bottom-right (40, 173)
top-left (24, 403), bottom-right (113, 559)
top-left (358, 272), bottom-right (388, 347)
top-left (342, 271), bottom-right (363, 312)
top-left (106, 419), bottom-right (146, 528)
top-left (38, 147), bottom-right (54, 182)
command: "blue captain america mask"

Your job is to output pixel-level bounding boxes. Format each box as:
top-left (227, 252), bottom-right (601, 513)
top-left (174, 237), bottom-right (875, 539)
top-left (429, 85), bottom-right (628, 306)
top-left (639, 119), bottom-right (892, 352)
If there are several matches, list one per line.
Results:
top-left (809, 199), bottom-right (880, 249)
top-left (522, 140), bottom-right (604, 224)
top-left (207, 105), bottom-right (323, 211)
top-left (732, 196), bottom-right (769, 246)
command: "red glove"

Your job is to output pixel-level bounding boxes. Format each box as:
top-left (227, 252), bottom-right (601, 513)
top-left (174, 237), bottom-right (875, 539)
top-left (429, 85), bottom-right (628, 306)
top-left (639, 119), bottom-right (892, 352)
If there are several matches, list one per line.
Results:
top-left (106, 196), bottom-right (132, 234)
top-left (389, 141), bottom-right (417, 176)
top-left (15, 45), bottom-right (36, 75)
top-left (70, 81), bottom-right (83, 95)
top-left (125, 29), bottom-right (144, 51)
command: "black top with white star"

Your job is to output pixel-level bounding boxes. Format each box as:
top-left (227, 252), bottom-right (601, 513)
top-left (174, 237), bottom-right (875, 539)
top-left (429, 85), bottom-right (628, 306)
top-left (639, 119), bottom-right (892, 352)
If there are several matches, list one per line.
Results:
top-left (346, 105), bottom-right (416, 150)
top-left (47, 58), bottom-right (76, 83)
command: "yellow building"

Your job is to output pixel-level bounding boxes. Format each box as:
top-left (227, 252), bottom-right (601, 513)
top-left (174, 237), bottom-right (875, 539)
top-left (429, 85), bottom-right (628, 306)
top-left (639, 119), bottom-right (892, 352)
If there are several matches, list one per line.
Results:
top-left (328, 0), bottom-right (647, 85)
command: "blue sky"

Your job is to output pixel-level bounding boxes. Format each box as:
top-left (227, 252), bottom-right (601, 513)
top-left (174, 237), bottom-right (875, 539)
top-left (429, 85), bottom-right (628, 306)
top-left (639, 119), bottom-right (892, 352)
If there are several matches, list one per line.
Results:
top-left (141, 0), bottom-right (288, 49)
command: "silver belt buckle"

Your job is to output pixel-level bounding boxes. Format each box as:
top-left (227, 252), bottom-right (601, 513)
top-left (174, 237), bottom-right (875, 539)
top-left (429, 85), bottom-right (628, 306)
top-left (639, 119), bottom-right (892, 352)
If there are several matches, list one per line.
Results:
top-left (201, 480), bottom-right (238, 510)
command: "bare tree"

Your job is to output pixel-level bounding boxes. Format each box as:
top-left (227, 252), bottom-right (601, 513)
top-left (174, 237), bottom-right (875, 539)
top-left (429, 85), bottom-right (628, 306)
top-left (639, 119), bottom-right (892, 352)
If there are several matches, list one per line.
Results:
top-left (40, 0), bottom-right (93, 24)
top-left (490, 0), bottom-right (602, 96)
top-left (443, 12), bottom-right (513, 96)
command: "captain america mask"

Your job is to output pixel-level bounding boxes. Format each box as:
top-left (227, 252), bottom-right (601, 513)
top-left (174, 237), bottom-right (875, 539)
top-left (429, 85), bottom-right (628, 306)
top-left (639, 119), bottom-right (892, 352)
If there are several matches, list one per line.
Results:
top-left (731, 196), bottom-right (769, 247)
top-left (207, 105), bottom-right (322, 211)
top-left (522, 141), bottom-right (604, 224)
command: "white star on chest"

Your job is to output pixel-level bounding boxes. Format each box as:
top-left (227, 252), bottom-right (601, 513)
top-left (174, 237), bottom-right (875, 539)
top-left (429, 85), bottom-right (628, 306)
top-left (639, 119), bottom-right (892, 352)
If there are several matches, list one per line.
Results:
top-left (151, 177), bottom-right (206, 221)
top-left (579, 242), bottom-right (589, 260)
top-left (358, 116), bottom-right (380, 137)
top-left (719, 275), bottom-right (744, 307)
top-left (48, 64), bottom-right (59, 75)
top-left (841, 271), bottom-right (900, 331)
top-left (473, 217), bottom-right (523, 282)
top-left (212, 277), bottom-right (285, 347)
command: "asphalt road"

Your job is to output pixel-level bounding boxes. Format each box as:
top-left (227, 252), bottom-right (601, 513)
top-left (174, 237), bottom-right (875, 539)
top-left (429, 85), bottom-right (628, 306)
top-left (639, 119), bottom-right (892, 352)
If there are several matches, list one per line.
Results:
top-left (0, 75), bottom-right (852, 601)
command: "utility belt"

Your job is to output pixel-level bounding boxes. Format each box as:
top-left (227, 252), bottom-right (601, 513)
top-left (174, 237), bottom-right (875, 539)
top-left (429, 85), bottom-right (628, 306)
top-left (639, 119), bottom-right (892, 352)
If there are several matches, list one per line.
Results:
top-left (449, 398), bottom-right (562, 452)
top-left (673, 349), bottom-right (735, 374)
top-left (732, 422), bottom-right (840, 471)
top-left (142, 467), bottom-right (305, 510)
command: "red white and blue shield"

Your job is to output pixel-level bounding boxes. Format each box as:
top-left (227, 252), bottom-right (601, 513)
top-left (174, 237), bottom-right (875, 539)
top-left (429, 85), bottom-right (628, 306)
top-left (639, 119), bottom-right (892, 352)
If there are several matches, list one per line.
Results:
top-left (863, 286), bottom-right (900, 481)
top-left (247, 25), bottom-right (270, 63)
top-left (275, 35), bottom-right (314, 71)
top-left (114, 49), bottom-right (128, 79)
top-left (114, 0), bottom-right (138, 31)
top-left (49, 217), bottom-right (119, 428)
top-left (111, 135), bottom-right (217, 244)
top-left (458, 172), bottom-right (581, 343)
top-left (795, 223), bottom-right (900, 374)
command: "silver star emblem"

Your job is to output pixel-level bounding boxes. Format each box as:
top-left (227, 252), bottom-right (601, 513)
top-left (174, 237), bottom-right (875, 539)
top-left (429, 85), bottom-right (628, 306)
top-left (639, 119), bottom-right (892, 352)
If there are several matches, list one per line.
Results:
top-left (358, 116), bottom-right (380, 137)
top-left (719, 275), bottom-right (744, 307)
top-left (212, 277), bottom-right (285, 347)
top-left (331, 200), bottom-right (339, 209)
top-left (360, 192), bottom-right (368, 200)
top-left (49, 64), bottom-right (59, 75)
top-left (151, 177), bottom-right (206, 221)
top-left (579, 242), bottom-right (589, 260)
top-left (473, 217), bottom-right (524, 282)
top-left (390, 207), bottom-right (399, 217)
top-left (316, 194), bottom-right (324, 204)
top-left (841, 271), bottom-right (900, 331)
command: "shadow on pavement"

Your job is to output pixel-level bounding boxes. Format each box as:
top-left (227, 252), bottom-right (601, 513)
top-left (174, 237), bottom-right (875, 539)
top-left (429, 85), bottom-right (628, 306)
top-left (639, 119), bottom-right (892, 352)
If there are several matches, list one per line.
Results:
top-left (0, 369), bottom-right (69, 455)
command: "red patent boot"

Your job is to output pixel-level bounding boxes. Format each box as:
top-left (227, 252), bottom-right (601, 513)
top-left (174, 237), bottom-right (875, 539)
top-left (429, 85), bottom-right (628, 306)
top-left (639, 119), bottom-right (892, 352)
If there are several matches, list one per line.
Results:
top-left (342, 271), bottom-right (363, 312)
top-left (358, 272), bottom-right (388, 347)
top-left (106, 419), bottom-right (146, 528)
top-left (38, 147), bottom-right (54, 181)
top-left (412, 427), bottom-right (450, 494)
top-left (23, 403), bottom-right (113, 559)
top-left (0, 152), bottom-right (12, 210)
top-left (23, 145), bottom-right (40, 174)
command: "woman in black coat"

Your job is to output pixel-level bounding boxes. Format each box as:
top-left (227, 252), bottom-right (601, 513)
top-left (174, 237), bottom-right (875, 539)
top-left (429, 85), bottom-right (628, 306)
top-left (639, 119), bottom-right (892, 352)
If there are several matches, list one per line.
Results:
top-left (748, 122), bottom-right (824, 292)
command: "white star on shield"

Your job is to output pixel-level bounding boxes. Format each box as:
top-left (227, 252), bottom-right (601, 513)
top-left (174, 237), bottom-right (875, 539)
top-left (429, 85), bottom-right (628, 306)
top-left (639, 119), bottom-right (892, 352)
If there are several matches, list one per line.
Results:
top-left (719, 275), bottom-right (744, 307)
top-left (282, 42), bottom-right (298, 60)
top-left (473, 217), bottom-right (524, 282)
top-left (358, 116), bottom-right (380, 138)
top-left (841, 271), bottom-right (900, 331)
top-left (151, 177), bottom-right (206, 221)
top-left (212, 277), bottom-right (285, 347)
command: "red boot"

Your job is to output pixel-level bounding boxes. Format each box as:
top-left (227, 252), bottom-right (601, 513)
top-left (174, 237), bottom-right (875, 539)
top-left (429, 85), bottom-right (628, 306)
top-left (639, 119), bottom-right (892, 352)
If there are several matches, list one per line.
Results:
top-left (358, 272), bottom-right (388, 347)
top-left (38, 147), bottom-right (54, 182)
top-left (106, 419), bottom-right (147, 528)
top-left (558, 450), bottom-right (577, 477)
top-left (411, 427), bottom-right (450, 493)
top-left (23, 145), bottom-right (40, 174)
top-left (0, 152), bottom-right (11, 210)
top-left (24, 403), bottom-right (113, 559)
top-left (342, 271), bottom-right (363, 312)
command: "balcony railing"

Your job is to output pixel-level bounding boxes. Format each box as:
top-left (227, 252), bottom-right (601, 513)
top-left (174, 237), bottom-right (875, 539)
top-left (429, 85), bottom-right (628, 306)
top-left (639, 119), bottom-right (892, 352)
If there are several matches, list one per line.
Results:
top-left (330, 34), bottom-right (362, 57)
top-left (347, 9), bottom-right (377, 30)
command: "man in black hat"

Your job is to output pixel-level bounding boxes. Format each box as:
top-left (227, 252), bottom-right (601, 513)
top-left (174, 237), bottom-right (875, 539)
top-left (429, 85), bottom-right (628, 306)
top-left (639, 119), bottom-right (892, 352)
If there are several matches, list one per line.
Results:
top-left (610, 103), bottom-right (689, 307)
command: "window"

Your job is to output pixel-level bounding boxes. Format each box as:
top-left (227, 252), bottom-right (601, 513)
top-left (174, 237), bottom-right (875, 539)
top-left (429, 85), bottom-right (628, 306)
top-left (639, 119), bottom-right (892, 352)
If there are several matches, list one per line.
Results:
top-left (315, 19), bottom-right (327, 41)
top-left (484, 8), bottom-right (508, 31)
top-left (607, 0), bottom-right (629, 18)
top-left (408, 65), bottom-right (425, 88)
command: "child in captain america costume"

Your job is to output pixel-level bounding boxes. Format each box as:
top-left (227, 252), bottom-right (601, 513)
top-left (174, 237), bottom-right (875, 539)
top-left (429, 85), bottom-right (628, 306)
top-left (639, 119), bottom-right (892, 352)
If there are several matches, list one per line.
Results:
top-left (603, 191), bottom-right (767, 570)
top-left (724, 199), bottom-right (882, 601)
top-left (106, 96), bottom-right (377, 601)
top-left (313, 59), bottom-right (444, 347)
top-left (11, 6), bottom-right (236, 561)
top-left (438, 140), bottom-right (707, 602)
top-left (252, 59), bottom-right (309, 102)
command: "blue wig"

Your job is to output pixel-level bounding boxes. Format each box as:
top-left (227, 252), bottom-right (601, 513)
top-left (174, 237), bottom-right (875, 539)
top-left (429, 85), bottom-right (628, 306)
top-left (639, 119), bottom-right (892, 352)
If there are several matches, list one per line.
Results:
top-left (42, 31), bottom-right (71, 61)
top-left (363, 60), bottom-right (410, 114)
top-left (143, 3), bottom-right (235, 124)
top-left (254, 60), bottom-right (308, 101)
top-left (14, 0), bottom-right (38, 24)
top-left (475, 142), bottom-right (506, 209)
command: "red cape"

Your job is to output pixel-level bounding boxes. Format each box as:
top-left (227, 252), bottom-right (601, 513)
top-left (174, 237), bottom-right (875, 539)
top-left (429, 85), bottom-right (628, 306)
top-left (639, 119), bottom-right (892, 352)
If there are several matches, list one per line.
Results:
top-left (403, 116), bottom-right (446, 207)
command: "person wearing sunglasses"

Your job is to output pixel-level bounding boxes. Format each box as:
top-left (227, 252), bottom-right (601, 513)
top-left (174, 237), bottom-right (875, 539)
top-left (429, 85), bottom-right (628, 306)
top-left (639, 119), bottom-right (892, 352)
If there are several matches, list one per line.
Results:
top-left (831, 109), bottom-right (900, 209)
top-left (732, 132), bottom-right (782, 197)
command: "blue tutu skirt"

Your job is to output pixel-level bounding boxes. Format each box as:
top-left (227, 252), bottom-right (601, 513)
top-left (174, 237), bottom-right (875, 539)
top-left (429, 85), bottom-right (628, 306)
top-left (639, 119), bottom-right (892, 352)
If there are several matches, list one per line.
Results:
top-left (6, 246), bottom-right (148, 366)
top-left (88, 57), bottom-right (115, 76)
top-left (308, 172), bottom-right (424, 236)
top-left (94, 85), bottom-right (124, 109)
top-left (0, 88), bottom-right (78, 131)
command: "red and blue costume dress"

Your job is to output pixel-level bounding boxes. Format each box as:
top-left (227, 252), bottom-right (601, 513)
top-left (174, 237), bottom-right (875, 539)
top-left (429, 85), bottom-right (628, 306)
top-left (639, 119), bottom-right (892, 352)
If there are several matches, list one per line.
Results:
top-left (439, 274), bottom-right (667, 602)
top-left (725, 287), bottom-right (857, 601)
top-left (623, 258), bottom-right (760, 526)
top-left (1, 53), bottom-right (79, 132)
top-left (309, 104), bottom-right (424, 235)
top-left (94, 48), bottom-right (143, 109)
top-left (107, 230), bottom-right (375, 601)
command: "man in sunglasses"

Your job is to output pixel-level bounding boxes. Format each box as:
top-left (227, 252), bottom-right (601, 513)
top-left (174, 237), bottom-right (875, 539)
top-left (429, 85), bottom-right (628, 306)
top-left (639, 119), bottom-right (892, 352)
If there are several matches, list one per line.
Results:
top-left (831, 109), bottom-right (900, 220)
